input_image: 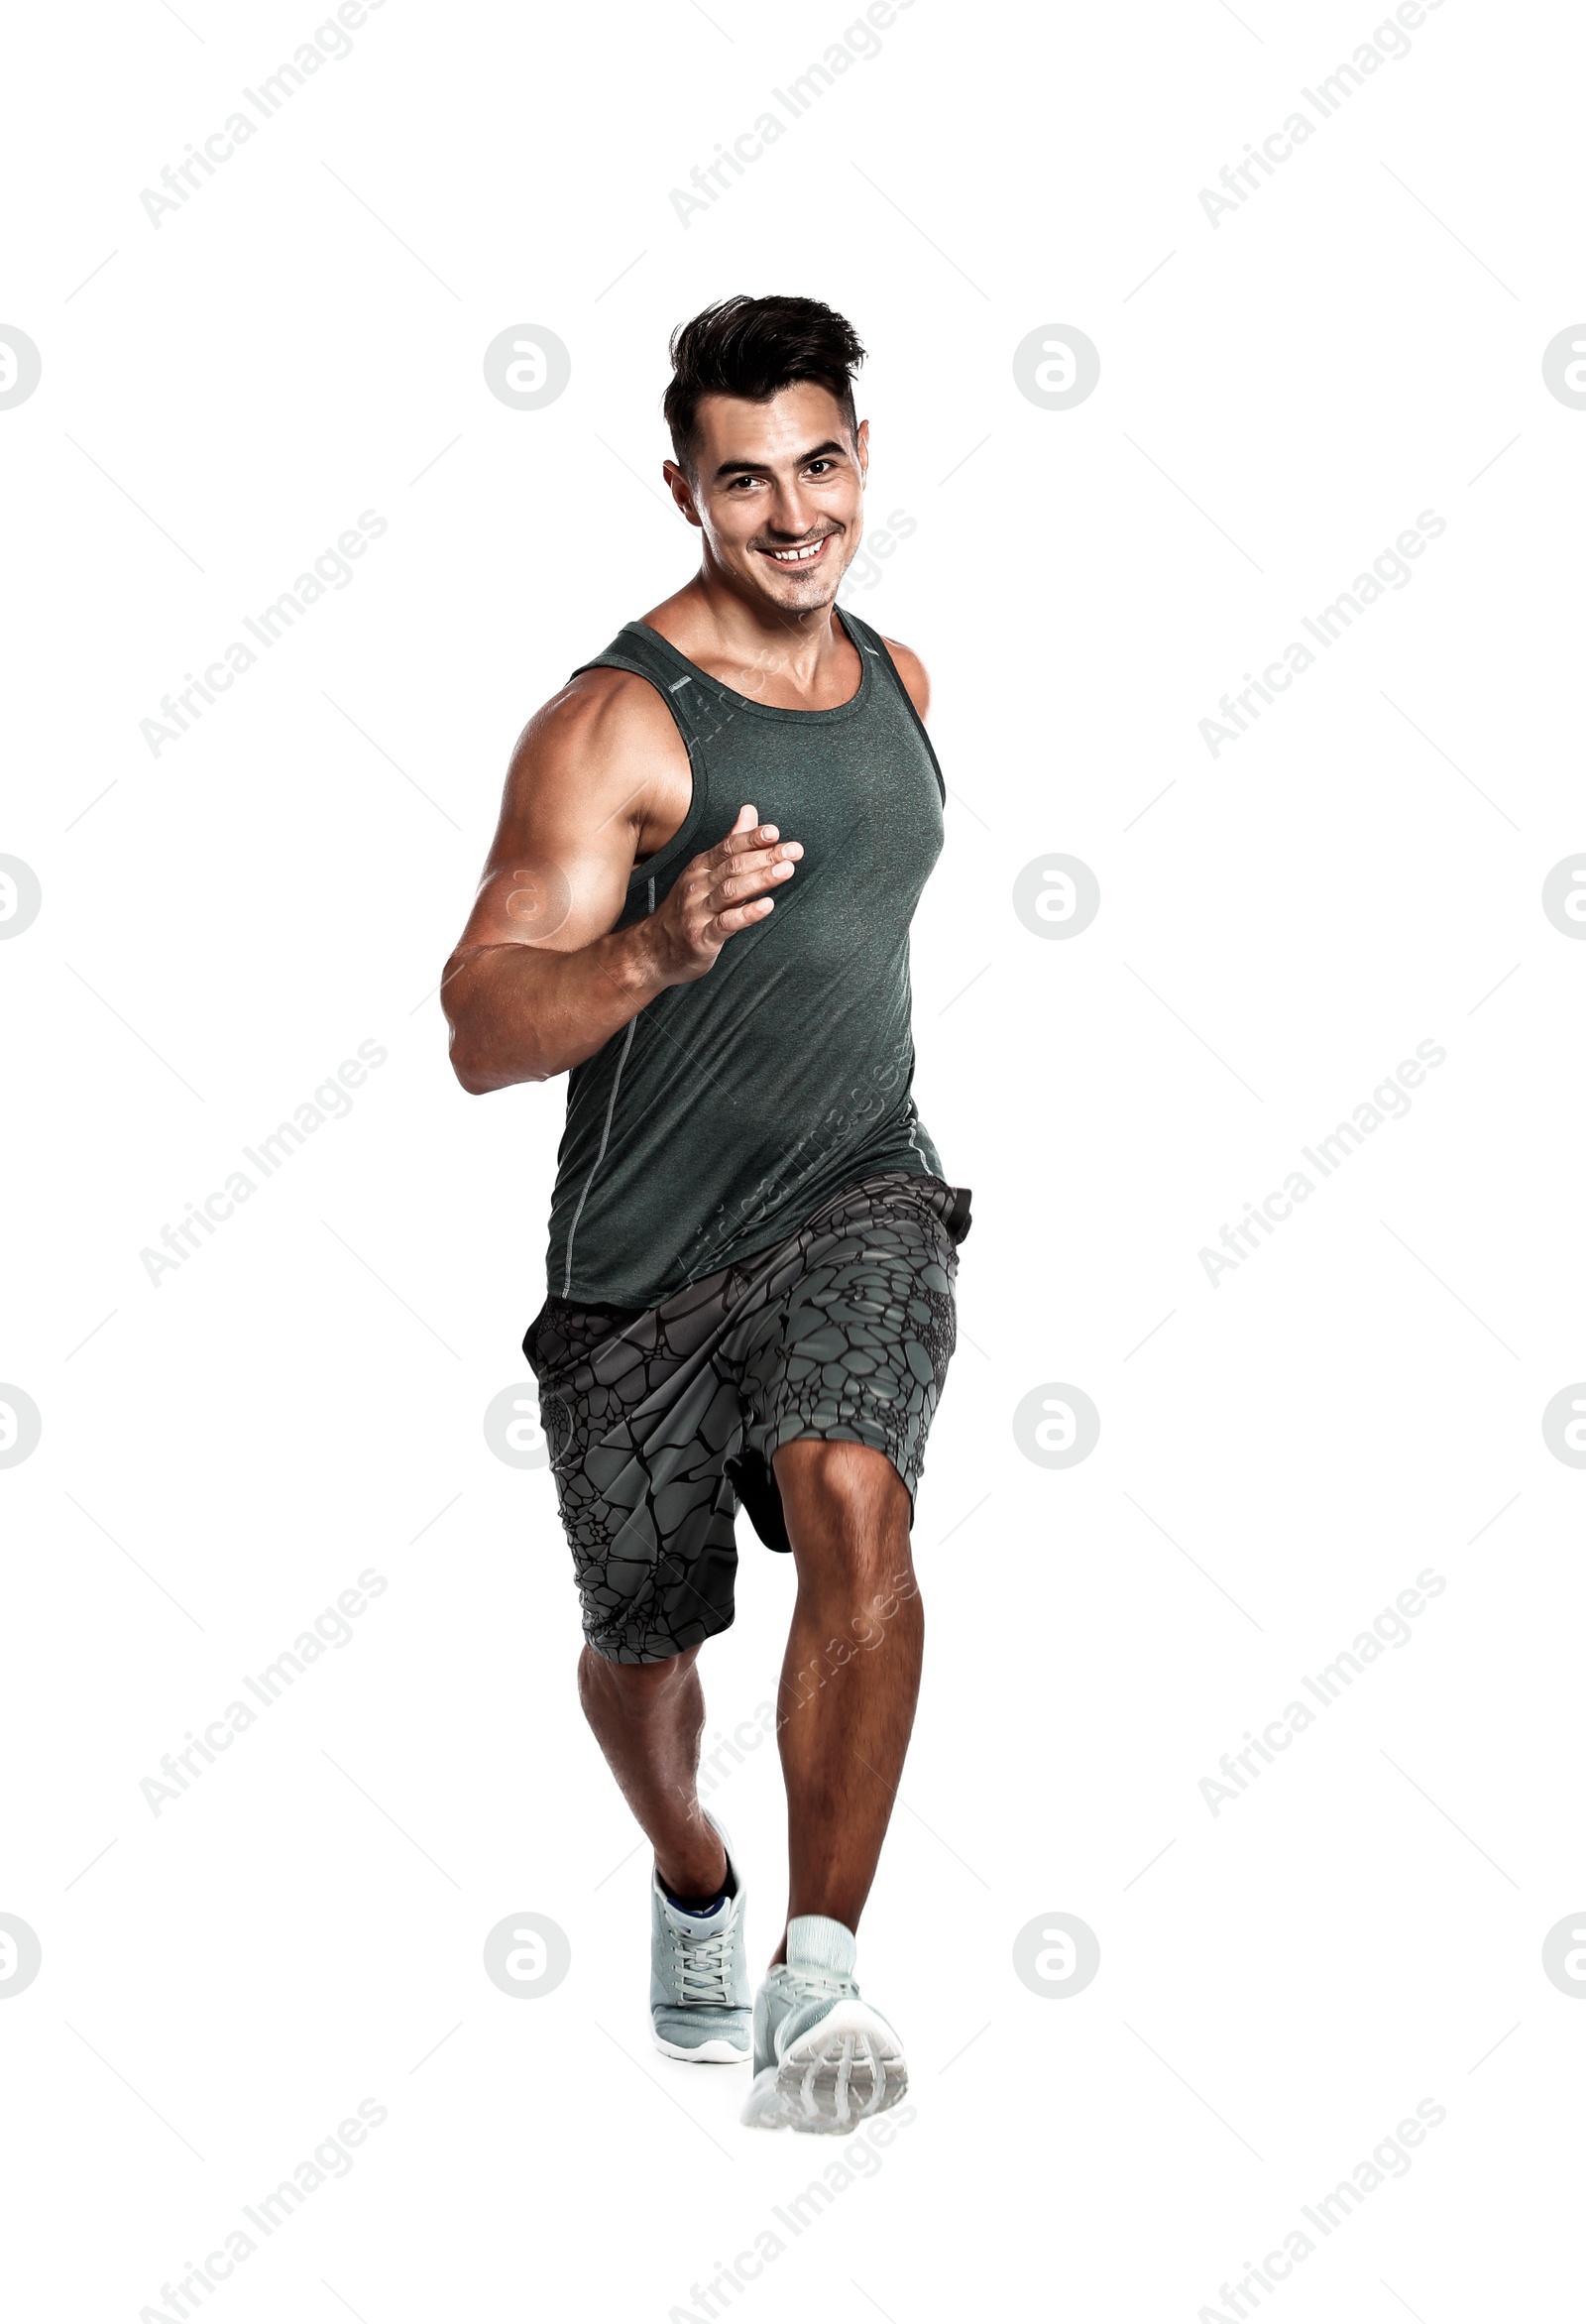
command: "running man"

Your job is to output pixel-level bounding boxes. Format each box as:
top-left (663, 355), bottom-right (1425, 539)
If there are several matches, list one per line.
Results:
top-left (442, 294), bottom-right (969, 2134)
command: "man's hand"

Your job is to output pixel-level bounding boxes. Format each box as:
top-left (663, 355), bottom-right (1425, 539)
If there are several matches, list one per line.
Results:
top-left (443, 657), bottom-right (803, 1091)
top-left (639, 804), bottom-right (803, 987)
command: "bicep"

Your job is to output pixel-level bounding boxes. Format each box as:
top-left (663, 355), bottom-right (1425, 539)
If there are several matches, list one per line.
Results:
top-left (450, 689), bottom-right (648, 961)
top-left (453, 816), bottom-right (631, 960)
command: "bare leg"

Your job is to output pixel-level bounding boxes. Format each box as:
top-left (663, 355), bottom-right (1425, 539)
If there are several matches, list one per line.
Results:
top-left (577, 1643), bottom-right (728, 1900)
top-left (767, 1440), bottom-right (924, 1965)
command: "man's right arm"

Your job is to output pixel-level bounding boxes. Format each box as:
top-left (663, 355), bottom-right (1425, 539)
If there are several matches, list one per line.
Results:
top-left (441, 669), bottom-right (802, 1094)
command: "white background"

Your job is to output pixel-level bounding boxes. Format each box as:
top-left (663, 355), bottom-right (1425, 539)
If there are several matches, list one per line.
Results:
top-left (3, 0), bottom-right (1584, 2316)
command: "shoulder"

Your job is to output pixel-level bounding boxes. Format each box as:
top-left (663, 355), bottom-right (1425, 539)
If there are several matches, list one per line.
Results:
top-left (876, 633), bottom-right (930, 723)
top-left (524, 661), bottom-right (673, 752)
top-left (492, 663), bottom-right (688, 852)
top-left (510, 662), bottom-right (682, 784)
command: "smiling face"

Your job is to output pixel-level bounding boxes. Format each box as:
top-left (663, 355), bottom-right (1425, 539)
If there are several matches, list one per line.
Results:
top-left (664, 380), bottom-right (869, 616)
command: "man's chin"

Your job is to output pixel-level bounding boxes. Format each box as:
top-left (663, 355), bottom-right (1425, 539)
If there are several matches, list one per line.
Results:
top-left (740, 560), bottom-right (843, 617)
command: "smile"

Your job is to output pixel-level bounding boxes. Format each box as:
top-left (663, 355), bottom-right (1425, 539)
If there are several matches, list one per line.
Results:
top-left (761, 537), bottom-right (830, 565)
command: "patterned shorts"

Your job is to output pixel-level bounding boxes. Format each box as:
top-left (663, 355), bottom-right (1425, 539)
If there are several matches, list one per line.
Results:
top-left (523, 1172), bottom-right (972, 1664)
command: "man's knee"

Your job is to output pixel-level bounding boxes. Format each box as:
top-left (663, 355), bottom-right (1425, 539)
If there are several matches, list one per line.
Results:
top-left (774, 1441), bottom-right (914, 1594)
top-left (776, 1439), bottom-right (909, 1521)
top-left (578, 1640), bottom-right (700, 1722)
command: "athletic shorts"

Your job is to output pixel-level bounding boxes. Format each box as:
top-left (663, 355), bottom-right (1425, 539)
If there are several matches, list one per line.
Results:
top-left (522, 1172), bottom-right (972, 1665)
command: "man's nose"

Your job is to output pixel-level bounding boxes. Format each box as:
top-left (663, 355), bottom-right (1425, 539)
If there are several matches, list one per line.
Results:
top-left (764, 486), bottom-right (819, 537)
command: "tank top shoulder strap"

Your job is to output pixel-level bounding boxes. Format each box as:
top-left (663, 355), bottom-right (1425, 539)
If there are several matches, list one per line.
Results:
top-left (836, 609), bottom-right (945, 806)
top-left (570, 623), bottom-right (728, 747)
top-left (566, 625), bottom-right (716, 920)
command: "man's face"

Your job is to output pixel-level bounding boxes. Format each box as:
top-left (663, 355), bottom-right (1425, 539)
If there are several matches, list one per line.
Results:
top-left (665, 381), bottom-right (868, 615)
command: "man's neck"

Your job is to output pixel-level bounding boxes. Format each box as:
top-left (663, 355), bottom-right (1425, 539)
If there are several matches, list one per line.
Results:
top-left (640, 571), bottom-right (856, 706)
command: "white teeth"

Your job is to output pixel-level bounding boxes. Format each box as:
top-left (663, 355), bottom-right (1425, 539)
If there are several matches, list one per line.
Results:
top-left (769, 540), bottom-right (824, 562)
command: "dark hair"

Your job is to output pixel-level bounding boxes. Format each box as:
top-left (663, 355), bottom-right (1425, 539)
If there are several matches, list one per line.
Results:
top-left (663, 294), bottom-right (866, 469)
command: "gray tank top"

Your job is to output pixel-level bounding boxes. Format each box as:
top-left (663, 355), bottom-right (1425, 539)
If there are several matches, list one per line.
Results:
top-left (546, 606), bottom-right (947, 1309)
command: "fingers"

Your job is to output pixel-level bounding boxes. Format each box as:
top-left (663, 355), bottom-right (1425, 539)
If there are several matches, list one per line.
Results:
top-left (710, 803), bottom-right (764, 862)
top-left (707, 893), bottom-right (778, 939)
top-left (712, 849), bottom-right (799, 907)
top-left (715, 807), bottom-right (801, 864)
top-left (685, 804), bottom-right (803, 958)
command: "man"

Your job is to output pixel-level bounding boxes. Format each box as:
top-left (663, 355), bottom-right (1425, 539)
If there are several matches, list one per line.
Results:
top-left (442, 294), bottom-right (969, 2135)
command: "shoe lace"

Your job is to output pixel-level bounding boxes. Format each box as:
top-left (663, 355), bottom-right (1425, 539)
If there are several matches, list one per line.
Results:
top-left (670, 1925), bottom-right (735, 2006)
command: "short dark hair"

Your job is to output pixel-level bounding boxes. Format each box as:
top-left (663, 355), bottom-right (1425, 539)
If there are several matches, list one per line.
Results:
top-left (663, 294), bottom-right (866, 469)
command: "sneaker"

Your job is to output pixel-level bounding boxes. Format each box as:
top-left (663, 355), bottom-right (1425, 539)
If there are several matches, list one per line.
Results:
top-left (740, 1914), bottom-right (907, 2134)
top-left (649, 1812), bottom-right (751, 2062)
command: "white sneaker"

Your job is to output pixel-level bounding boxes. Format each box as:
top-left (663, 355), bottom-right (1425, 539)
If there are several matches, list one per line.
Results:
top-left (649, 1813), bottom-right (751, 2062)
top-left (740, 1914), bottom-right (907, 2134)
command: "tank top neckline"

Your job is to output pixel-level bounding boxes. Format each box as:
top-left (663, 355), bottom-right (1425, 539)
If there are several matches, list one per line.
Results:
top-left (623, 606), bottom-right (874, 726)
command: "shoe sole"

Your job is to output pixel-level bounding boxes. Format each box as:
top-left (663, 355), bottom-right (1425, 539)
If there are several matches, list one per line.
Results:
top-left (651, 2030), bottom-right (750, 2063)
top-left (739, 2000), bottom-right (908, 2134)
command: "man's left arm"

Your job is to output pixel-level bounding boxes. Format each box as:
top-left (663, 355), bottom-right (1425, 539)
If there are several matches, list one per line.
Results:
top-left (881, 636), bottom-right (930, 725)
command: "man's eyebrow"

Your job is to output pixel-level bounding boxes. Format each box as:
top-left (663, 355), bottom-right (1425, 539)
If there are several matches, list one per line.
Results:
top-left (711, 439), bottom-right (850, 481)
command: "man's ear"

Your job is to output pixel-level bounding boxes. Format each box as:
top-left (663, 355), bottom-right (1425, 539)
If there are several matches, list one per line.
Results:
top-left (662, 459), bottom-right (704, 528)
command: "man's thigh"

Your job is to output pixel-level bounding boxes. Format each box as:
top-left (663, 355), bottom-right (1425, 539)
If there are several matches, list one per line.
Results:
top-left (730, 1173), bottom-right (967, 1521)
top-left (525, 1284), bottom-right (744, 1665)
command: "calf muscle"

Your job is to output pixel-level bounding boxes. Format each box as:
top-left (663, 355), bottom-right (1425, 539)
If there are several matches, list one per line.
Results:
top-left (769, 1441), bottom-right (924, 1953)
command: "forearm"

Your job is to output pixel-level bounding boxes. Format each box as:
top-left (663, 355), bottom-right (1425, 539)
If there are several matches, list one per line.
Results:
top-left (444, 920), bottom-right (672, 1093)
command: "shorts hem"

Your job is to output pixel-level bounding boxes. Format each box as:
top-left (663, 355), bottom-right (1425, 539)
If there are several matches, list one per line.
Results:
top-left (766, 1426), bottom-right (922, 1528)
top-left (581, 1609), bottom-right (736, 1667)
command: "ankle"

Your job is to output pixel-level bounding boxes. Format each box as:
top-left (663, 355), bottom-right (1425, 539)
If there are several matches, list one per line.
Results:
top-left (656, 1839), bottom-right (729, 1905)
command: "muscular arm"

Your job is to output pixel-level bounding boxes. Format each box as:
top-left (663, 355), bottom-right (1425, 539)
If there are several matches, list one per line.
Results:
top-left (442, 669), bottom-right (802, 1094)
top-left (881, 637), bottom-right (930, 725)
